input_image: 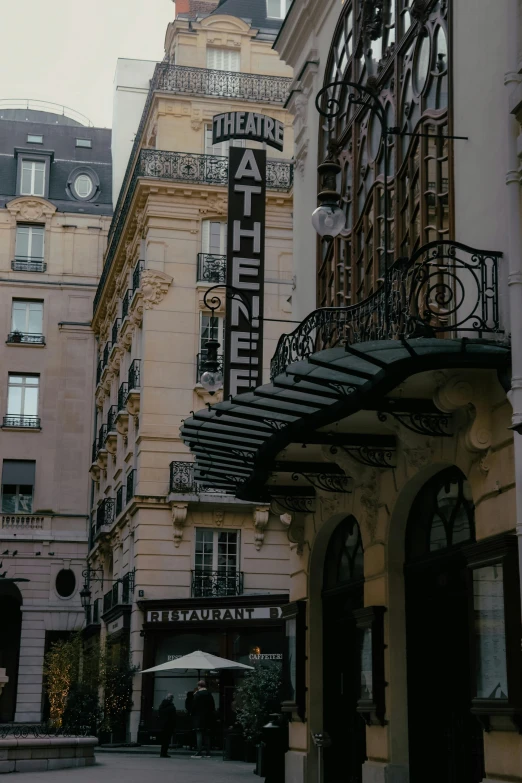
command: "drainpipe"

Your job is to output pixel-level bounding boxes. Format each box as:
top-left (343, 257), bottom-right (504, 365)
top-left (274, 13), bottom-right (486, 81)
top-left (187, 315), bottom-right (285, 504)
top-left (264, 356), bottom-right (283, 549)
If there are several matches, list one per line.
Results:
top-left (505, 0), bottom-right (522, 612)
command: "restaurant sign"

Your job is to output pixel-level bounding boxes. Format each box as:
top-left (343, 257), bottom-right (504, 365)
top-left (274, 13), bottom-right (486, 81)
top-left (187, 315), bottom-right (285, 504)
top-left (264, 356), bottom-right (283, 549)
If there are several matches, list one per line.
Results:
top-left (147, 606), bottom-right (283, 624)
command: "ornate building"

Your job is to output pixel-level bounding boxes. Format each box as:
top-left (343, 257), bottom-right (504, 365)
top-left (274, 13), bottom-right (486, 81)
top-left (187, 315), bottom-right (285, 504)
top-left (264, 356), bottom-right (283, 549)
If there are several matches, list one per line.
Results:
top-left (0, 102), bottom-right (112, 723)
top-left (181, 1), bottom-right (522, 783)
top-left (85, 0), bottom-right (294, 743)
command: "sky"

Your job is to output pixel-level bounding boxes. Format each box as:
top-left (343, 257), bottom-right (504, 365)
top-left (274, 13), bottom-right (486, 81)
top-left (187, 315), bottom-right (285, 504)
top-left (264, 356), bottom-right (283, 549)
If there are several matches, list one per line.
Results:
top-left (0, 0), bottom-right (176, 129)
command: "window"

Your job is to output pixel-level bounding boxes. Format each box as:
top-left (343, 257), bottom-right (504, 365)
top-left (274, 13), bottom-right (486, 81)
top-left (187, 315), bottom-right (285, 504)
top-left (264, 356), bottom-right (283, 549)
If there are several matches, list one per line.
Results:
top-left (56, 569), bottom-right (76, 598)
top-left (76, 138), bottom-right (92, 148)
top-left (15, 225), bottom-right (44, 262)
top-left (200, 313), bottom-right (224, 354)
top-left (206, 47), bottom-right (240, 72)
top-left (20, 160), bottom-right (45, 196)
top-left (1, 460), bottom-right (35, 513)
top-left (12, 301), bottom-right (43, 334)
top-left (73, 173), bottom-right (93, 199)
top-left (204, 124), bottom-right (245, 156)
top-left (202, 220), bottom-right (227, 255)
top-left (27, 134), bottom-right (43, 144)
top-left (194, 529), bottom-right (240, 596)
top-left (7, 375), bottom-right (39, 419)
top-left (266, 0), bottom-right (291, 19)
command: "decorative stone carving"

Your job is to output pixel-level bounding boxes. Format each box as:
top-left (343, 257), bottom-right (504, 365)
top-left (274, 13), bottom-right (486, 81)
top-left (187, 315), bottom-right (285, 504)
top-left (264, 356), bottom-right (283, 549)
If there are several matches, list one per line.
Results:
top-left (213, 509), bottom-right (225, 527)
top-left (96, 388), bottom-right (106, 410)
top-left (404, 446), bottom-right (434, 471)
top-left (194, 387), bottom-right (223, 405)
top-left (279, 513), bottom-right (305, 555)
top-left (318, 493), bottom-right (341, 520)
top-left (110, 347), bottom-right (125, 373)
top-left (199, 196), bottom-right (227, 216)
top-left (102, 370), bottom-right (115, 394)
top-left (171, 503), bottom-right (189, 547)
top-left (361, 0), bottom-right (384, 41)
top-left (6, 197), bottom-right (56, 222)
top-left (140, 270), bottom-right (173, 309)
top-left (435, 373), bottom-right (493, 455)
top-left (253, 506), bottom-right (270, 550)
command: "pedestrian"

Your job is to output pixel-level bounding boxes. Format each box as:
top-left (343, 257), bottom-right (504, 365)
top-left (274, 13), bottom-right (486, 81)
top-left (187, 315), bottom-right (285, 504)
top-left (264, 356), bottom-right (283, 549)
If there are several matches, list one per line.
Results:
top-left (190, 680), bottom-right (215, 758)
top-left (158, 693), bottom-right (177, 758)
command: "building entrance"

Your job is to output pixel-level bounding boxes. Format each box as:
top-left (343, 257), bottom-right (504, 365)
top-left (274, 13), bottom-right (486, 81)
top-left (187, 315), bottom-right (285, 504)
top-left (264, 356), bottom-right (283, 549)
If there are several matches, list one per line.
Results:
top-left (405, 468), bottom-right (484, 783)
top-left (322, 517), bottom-right (366, 783)
top-left (0, 584), bottom-right (22, 722)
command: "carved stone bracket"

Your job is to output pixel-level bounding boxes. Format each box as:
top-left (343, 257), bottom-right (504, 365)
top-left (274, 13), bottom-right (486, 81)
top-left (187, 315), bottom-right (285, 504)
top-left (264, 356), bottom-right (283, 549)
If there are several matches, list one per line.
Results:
top-left (253, 506), bottom-right (270, 551)
top-left (171, 502), bottom-right (189, 547)
top-left (140, 270), bottom-right (173, 309)
top-left (435, 373), bottom-right (493, 459)
top-left (279, 512), bottom-right (305, 555)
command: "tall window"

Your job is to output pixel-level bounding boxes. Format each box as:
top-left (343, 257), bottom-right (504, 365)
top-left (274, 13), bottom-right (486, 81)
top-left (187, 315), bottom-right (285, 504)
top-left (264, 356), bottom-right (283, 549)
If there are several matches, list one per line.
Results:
top-left (194, 529), bottom-right (240, 596)
top-left (267, 0), bottom-right (291, 19)
top-left (1, 460), bottom-right (35, 513)
top-left (204, 124), bottom-right (245, 156)
top-left (207, 47), bottom-right (240, 72)
top-left (200, 314), bottom-right (224, 355)
top-left (15, 225), bottom-right (44, 262)
top-left (7, 375), bottom-right (39, 421)
top-left (317, 0), bottom-right (450, 308)
top-left (12, 301), bottom-right (43, 334)
top-left (20, 160), bottom-right (45, 196)
top-left (202, 220), bottom-right (227, 255)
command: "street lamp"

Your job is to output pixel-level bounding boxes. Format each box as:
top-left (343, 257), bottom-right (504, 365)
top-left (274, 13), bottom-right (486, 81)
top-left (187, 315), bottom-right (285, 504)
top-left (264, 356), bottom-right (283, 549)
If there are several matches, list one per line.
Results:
top-left (200, 337), bottom-right (224, 395)
top-left (80, 584), bottom-right (91, 610)
top-left (311, 156), bottom-right (346, 241)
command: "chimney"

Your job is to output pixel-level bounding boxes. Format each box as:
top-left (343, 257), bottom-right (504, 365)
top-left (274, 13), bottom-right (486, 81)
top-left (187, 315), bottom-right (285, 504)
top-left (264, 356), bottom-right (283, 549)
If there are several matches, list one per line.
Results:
top-left (174, 0), bottom-right (219, 17)
top-left (174, 0), bottom-right (191, 13)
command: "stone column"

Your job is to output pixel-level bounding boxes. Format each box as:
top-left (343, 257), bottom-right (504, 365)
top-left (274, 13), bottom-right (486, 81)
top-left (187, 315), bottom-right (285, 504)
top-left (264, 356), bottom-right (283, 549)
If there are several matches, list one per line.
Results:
top-left (14, 610), bottom-right (46, 723)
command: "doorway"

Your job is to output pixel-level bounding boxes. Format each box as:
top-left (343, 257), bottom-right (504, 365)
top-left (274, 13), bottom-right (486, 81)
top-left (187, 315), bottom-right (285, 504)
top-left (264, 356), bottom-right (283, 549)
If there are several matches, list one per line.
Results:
top-left (322, 516), bottom-right (366, 783)
top-left (0, 584), bottom-right (22, 722)
top-left (405, 467), bottom-right (484, 783)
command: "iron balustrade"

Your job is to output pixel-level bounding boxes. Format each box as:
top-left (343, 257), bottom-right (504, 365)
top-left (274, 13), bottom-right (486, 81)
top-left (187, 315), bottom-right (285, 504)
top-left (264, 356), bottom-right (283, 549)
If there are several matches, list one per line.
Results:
top-left (155, 63), bottom-right (291, 104)
top-left (122, 289), bottom-right (132, 319)
top-left (111, 319), bottom-right (121, 344)
top-left (197, 253), bottom-right (226, 284)
top-left (126, 469), bottom-right (136, 504)
top-left (133, 260), bottom-right (144, 291)
top-left (106, 405), bottom-right (118, 433)
top-left (170, 460), bottom-right (233, 495)
top-left (97, 424), bottom-right (108, 451)
top-left (128, 359), bottom-right (141, 390)
top-left (103, 341), bottom-right (112, 366)
top-left (102, 570), bottom-right (134, 613)
top-left (93, 598), bottom-right (100, 624)
top-left (3, 415), bottom-right (40, 429)
top-left (91, 440), bottom-right (97, 464)
top-left (271, 240), bottom-right (503, 379)
top-left (118, 382), bottom-right (129, 410)
top-left (96, 360), bottom-right (103, 385)
top-left (121, 570), bottom-right (134, 603)
top-left (7, 332), bottom-right (45, 345)
top-left (191, 570), bottom-right (244, 598)
top-left (96, 497), bottom-right (115, 530)
top-left (116, 486), bottom-right (123, 516)
top-left (11, 257), bottom-right (46, 273)
top-left (197, 352), bottom-right (224, 384)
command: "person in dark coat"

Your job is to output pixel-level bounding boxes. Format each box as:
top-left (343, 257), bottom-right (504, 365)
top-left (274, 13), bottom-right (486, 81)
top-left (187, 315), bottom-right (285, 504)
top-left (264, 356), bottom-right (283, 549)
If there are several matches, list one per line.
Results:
top-left (191, 680), bottom-right (215, 758)
top-left (158, 693), bottom-right (177, 758)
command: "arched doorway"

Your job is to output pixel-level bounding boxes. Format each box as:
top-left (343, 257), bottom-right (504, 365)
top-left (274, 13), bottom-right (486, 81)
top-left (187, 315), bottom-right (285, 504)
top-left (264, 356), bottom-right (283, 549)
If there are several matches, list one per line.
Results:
top-left (322, 516), bottom-right (366, 783)
top-left (405, 467), bottom-right (484, 783)
top-left (0, 582), bottom-right (22, 722)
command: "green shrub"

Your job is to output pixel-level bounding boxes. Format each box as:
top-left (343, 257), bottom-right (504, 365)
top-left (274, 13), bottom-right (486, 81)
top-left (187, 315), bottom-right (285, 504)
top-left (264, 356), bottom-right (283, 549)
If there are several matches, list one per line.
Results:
top-left (234, 664), bottom-right (282, 743)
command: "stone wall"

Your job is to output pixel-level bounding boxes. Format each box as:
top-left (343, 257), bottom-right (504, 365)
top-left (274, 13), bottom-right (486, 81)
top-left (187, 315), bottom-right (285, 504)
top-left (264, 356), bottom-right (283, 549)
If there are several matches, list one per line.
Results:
top-left (0, 736), bottom-right (97, 774)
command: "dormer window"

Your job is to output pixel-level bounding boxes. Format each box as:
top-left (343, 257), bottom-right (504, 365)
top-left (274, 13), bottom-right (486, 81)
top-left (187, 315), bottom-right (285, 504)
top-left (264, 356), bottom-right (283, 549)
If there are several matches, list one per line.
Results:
top-left (207, 48), bottom-right (240, 72)
top-left (27, 134), bottom-right (43, 144)
top-left (21, 161), bottom-right (45, 197)
top-left (266, 0), bottom-right (291, 19)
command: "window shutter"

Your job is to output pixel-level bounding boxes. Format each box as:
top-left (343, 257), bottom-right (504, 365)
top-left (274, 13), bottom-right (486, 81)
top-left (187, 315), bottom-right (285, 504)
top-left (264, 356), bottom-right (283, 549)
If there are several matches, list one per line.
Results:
top-left (2, 460), bottom-right (36, 486)
top-left (207, 48), bottom-right (240, 72)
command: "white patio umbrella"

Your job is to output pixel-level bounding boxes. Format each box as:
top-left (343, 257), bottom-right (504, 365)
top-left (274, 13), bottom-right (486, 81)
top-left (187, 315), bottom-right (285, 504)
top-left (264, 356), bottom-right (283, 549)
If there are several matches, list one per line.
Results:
top-left (140, 649), bottom-right (254, 675)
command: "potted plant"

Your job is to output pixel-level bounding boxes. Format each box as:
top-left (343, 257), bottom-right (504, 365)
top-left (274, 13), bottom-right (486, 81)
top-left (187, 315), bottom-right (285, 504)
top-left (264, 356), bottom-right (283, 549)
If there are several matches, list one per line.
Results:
top-left (234, 664), bottom-right (282, 767)
top-left (11, 330), bottom-right (23, 343)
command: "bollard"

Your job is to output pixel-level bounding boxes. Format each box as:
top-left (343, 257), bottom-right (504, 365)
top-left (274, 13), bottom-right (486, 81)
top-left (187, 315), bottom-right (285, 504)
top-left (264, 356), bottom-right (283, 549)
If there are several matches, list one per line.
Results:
top-left (311, 731), bottom-right (332, 783)
top-left (262, 713), bottom-right (288, 783)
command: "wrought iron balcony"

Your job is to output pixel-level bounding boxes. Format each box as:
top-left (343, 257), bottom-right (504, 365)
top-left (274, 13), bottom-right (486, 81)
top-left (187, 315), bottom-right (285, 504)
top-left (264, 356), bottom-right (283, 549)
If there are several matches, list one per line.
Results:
top-left (191, 570), bottom-right (244, 598)
top-left (126, 469), bottom-right (136, 504)
top-left (116, 486), bottom-right (123, 517)
top-left (170, 460), bottom-right (233, 495)
top-left (6, 332), bottom-right (45, 345)
top-left (91, 439), bottom-right (97, 464)
top-left (11, 257), bottom-right (46, 272)
top-left (122, 289), bottom-right (132, 320)
top-left (128, 359), bottom-right (141, 391)
top-left (197, 352), bottom-right (224, 384)
top-left (97, 424), bottom-right (108, 451)
top-left (102, 570), bottom-right (134, 614)
top-left (197, 253), bottom-right (226, 284)
top-left (96, 497), bottom-right (115, 531)
top-left (271, 240), bottom-right (503, 380)
top-left (106, 405), bottom-right (118, 433)
top-left (118, 382), bottom-right (129, 411)
top-left (103, 341), bottom-right (112, 367)
top-left (133, 260), bottom-right (144, 292)
top-left (155, 63), bottom-right (291, 104)
top-left (111, 319), bottom-right (121, 345)
top-left (3, 415), bottom-right (40, 429)
top-left (96, 360), bottom-right (103, 386)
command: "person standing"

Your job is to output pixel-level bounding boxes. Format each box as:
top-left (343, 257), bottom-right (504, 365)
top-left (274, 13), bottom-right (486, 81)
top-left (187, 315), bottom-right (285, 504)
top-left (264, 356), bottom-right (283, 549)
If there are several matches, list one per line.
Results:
top-left (191, 680), bottom-right (215, 758)
top-left (158, 693), bottom-right (177, 758)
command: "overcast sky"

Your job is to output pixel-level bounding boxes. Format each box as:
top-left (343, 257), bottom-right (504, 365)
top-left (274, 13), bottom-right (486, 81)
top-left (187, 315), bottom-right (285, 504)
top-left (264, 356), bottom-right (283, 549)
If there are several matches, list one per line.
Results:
top-left (0, 0), bottom-right (175, 128)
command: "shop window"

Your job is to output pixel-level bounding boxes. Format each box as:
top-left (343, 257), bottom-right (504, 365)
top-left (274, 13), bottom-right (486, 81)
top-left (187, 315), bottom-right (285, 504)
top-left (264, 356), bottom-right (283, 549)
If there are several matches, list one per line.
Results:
top-left (1, 460), bottom-right (35, 513)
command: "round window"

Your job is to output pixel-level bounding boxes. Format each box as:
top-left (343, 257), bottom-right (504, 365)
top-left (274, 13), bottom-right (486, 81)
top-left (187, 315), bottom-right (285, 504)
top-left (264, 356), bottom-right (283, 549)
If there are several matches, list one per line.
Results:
top-left (56, 569), bottom-right (76, 598)
top-left (74, 174), bottom-right (93, 199)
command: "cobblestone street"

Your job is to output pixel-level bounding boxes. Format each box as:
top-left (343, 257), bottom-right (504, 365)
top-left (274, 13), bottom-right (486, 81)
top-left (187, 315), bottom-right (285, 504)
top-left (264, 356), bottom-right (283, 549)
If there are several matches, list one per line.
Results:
top-left (4, 751), bottom-right (257, 782)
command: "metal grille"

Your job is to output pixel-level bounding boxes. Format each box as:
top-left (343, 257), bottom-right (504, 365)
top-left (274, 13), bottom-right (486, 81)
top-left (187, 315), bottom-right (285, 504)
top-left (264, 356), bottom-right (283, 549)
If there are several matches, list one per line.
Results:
top-left (191, 570), bottom-right (244, 597)
top-left (116, 486), bottom-right (123, 517)
top-left (97, 424), bottom-right (108, 451)
top-left (7, 332), bottom-right (45, 345)
top-left (118, 382), bottom-right (129, 411)
top-left (155, 63), bottom-right (291, 104)
top-left (121, 289), bottom-right (132, 319)
top-left (106, 405), bottom-right (117, 433)
top-left (133, 260), bottom-right (144, 292)
top-left (126, 469), bottom-right (136, 504)
top-left (111, 319), bottom-right (121, 344)
top-left (96, 497), bottom-right (115, 530)
top-left (128, 359), bottom-right (141, 390)
top-left (3, 415), bottom-right (40, 428)
top-left (11, 258), bottom-right (46, 272)
top-left (197, 253), bottom-right (226, 284)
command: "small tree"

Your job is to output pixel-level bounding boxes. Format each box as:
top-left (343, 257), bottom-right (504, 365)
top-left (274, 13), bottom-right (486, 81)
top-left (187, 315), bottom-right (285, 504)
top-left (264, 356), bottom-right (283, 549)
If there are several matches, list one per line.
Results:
top-left (234, 664), bottom-right (282, 743)
top-left (43, 634), bottom-right (82, 727)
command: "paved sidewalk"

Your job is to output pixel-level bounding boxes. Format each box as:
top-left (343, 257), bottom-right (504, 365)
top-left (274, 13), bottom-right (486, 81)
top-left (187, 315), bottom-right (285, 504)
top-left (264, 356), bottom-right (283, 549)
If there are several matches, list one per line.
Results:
top-left (3, 751), bottom-right (257, 782)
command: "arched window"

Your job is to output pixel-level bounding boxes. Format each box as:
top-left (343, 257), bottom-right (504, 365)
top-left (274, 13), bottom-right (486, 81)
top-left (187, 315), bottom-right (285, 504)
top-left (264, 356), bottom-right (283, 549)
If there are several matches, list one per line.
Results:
top-left (318, 0), bottom-right (451, 309)
top-left (323, 516), bottom-right (364, 591)
top-left (406, 467), bottom-right (475, 560)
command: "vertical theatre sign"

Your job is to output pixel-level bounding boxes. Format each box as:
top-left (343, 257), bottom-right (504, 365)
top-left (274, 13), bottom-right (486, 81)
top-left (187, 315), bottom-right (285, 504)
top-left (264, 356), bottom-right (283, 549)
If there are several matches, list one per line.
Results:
top-left (212, 112), bottom-right (284, 398)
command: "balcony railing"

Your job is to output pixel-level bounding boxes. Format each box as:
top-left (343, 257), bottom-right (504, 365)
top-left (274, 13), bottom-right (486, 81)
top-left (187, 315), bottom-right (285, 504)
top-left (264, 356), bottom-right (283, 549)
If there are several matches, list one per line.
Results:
top-left (133, 260), bottom-right (144, 292)
top-left (98, 424), bottom-right (108, 451)
top-left (118, 382), bottom-right (129, 410)
top-left (102, 570), bottom-right (134, 614)
top-left (2, 514), bottom-right (44, 530)
top-left (111, 319), bottom-right (121, 345)
top-left (271, 240), bottom-right (503, 379)
top-left (191, 570), bottom-right (244, 598)
top-left (197, 253), bottom-right (226, 284)
top-left (126, 469), bottom-right (136, 504)
top-left (91, 439), bottom-right (97, 464)
top-left (116, 486), bottom-right (123, 516)
top-left (7, 332), bottom-right (45, 345)
top-left (96, 360), bottom-right (103, 385)
top-left (128, 359), bottom-right (141, 391)
top-left (197, 353), bottom-right (224, 384)
top-left (96, 497), bottom-right (115, 531)
top-left (11, 257), bottom-right (46, 273)
top-left (122, 289), bottom-right (132, 320)
top-left (170, 460), bottom-right (233, 495)
top-left (106, 405), bottom-right (118, 433)
top-left (155, 63), bottom-right (291, 104)
top-left (103, 341), bottom-right (112, 367)
top-left (3, 415), bottom-right (40, 429)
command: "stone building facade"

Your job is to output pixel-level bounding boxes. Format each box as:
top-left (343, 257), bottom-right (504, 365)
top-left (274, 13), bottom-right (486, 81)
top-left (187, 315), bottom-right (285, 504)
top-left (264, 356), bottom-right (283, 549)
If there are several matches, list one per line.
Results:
top-left (85, 0), bottom-right (295, 742)
top-left (181, 1), bottom-right (522, 783)
top-left (0, 105), bottom-right (112, 723)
